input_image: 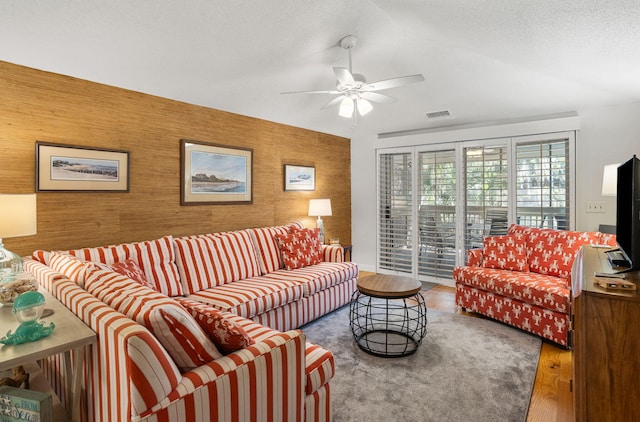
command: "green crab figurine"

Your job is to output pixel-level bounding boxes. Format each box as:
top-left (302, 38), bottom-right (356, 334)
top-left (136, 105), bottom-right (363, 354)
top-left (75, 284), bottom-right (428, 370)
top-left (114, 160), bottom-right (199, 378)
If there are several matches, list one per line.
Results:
top-left (0, 291), bottom-right (55, 345)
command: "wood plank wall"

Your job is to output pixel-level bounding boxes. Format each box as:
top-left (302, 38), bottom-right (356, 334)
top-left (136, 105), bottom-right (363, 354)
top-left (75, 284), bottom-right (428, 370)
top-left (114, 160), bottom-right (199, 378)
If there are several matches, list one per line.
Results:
top-left (0, 60), bottom-right (351, 257)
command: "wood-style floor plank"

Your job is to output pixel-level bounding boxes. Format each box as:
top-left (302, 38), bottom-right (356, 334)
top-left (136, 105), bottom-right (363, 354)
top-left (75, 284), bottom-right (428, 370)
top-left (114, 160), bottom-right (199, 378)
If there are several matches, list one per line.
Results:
top-left (356, 272), bottom-right (572, 421)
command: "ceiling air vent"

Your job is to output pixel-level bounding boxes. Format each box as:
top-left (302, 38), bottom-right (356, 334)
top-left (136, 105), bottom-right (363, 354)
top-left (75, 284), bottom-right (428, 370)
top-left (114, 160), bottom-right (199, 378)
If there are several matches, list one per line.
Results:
top-left (425, 110), bottom-right (452, 119)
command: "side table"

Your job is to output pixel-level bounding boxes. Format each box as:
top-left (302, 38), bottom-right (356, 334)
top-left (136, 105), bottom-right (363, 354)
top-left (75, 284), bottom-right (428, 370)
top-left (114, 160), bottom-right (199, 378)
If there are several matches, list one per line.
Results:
top-left (0, 288), bottom-right (96, 422)
top-left (342, 245), bottom-right (352, 262)
top-left (349, 274), bottom-right (428, 357)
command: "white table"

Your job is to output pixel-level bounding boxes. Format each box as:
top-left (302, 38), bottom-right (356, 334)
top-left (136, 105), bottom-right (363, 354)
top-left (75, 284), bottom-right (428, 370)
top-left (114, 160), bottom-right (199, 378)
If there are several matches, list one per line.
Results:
top-left (0, 288), bottom-right (96, 422)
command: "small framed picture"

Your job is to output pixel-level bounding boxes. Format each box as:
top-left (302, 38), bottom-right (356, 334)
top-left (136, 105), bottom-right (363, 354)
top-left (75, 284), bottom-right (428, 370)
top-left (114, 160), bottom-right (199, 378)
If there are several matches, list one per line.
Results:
top-left (284, 164), bottom-right (315, 191)
top-left (36, 142), bottom-right (129, 192)
top-left (181, 139), bottom-right (253, 205)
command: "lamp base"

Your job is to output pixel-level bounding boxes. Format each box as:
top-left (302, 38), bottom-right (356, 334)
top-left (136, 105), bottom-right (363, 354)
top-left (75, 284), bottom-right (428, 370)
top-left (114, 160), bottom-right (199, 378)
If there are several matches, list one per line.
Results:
top-left (316, 216), bottom-right (325, 244)
top-left (0, 240), bottom-right (24, 283)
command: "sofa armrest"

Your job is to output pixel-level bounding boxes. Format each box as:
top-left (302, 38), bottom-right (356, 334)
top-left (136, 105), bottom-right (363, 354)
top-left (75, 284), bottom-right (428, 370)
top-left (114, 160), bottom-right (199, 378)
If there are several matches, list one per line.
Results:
top-left (139, 330), bottom-right (307, 421)
top-left (25, 259), bottom-right (182, 421)
top-left (467, 248), bottom-right (484, 267)
top-left (321, 244), bottom-right (344, 262)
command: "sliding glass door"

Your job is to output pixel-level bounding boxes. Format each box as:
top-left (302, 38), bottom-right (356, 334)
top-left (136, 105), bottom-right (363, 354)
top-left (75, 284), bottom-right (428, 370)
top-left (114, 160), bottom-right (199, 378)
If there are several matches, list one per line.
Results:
top-left (376, 132), bottom-right (575, 283)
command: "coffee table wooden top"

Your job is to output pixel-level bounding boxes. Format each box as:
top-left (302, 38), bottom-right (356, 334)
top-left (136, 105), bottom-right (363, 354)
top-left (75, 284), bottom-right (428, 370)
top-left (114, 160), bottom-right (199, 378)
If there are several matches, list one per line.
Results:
top-left (356, 274), bottom-right (422, 298)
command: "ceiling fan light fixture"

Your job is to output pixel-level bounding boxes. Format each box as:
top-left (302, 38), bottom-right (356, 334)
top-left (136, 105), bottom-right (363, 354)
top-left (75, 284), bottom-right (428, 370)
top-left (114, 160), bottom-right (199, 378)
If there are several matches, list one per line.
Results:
top-left (281, 35), bottom-right (425, 125)
top-left (338, 97), bottom-right (354, 118)
top-left (356, 97), bottom-right (373, 116)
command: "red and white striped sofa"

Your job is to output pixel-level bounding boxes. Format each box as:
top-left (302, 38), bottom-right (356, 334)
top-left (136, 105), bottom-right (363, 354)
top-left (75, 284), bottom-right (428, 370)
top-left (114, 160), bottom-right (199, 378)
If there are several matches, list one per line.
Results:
top-left (454, 224), bottom-right (616, 347)
top-left (25, 222), bottom-right (357, 422)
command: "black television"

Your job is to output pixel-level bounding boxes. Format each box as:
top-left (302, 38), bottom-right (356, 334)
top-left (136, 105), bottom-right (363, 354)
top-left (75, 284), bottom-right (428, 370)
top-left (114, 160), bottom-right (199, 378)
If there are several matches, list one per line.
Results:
top-left (614, 155), bottom-right (640, 271)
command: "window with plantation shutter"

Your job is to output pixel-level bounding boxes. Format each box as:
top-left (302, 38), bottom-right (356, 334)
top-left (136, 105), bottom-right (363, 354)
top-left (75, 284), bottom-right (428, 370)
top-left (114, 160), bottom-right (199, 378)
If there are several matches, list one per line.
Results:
top-left (464, 145), bottom-right (509, 249)
top-left (417, 149), bottom-right (457, 278)
top-left (378, 152), bottom-right (413, 273)
top-left (515, 138), bottom-right (570, 229)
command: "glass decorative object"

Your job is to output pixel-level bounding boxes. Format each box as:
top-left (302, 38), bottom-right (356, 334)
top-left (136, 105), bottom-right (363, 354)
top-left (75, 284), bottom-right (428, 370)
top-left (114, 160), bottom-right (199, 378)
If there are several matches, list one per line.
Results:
top-left (0, 291), bottom-right (55, 345)
top-left (0, 273), bottom-right (38, 305)
top-left (0, 193), bottom-right (37, 283)
top-left (308, 198), bottom-right (332, 244)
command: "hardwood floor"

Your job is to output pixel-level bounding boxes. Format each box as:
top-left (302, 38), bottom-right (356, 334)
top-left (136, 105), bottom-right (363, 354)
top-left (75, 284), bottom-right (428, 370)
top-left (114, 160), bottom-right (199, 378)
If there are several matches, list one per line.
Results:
top-left (357, 272), bottom-right (573, 421)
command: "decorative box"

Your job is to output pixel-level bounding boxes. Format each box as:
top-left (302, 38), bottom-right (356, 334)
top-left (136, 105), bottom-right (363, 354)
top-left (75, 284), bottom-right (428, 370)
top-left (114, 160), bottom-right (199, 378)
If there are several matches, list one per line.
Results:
top-left (0, 386), bottom-right (52, 422)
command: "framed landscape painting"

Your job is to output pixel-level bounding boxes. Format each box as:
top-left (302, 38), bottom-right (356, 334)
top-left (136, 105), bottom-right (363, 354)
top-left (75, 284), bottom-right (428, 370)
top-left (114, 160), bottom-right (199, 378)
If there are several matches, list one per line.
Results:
top-left (36, 142), bottom-right (129, 192)
top-left (181, 139), bottom-right (253, 205)
top-left (284, 164), bottom-right (315, 191)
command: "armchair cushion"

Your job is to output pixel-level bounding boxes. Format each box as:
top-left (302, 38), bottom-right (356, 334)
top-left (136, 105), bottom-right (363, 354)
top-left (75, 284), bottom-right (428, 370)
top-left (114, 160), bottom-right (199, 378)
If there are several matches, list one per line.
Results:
top-left (453, 266), bottom-right (570, 314)
top-left (527, 228), bottom-right (600, 279)
top-left (482, 235), bottom-right (529, 272)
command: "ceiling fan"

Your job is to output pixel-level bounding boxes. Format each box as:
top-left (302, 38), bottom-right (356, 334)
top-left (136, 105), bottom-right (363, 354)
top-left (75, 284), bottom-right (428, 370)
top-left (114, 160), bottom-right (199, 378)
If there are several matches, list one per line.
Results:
top-left (281, 35), bottom-right (425, 124)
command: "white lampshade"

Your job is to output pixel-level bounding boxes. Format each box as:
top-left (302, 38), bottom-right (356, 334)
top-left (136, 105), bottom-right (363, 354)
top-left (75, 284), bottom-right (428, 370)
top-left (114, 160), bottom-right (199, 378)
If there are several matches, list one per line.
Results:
top-left (601, 163), bottom-right (620, 196)
top-left (338, 97), bottom-right (354, 118)
top-left (0, 194), bottom-right (37, 238)
top-left (356, 98), bottom-right (373, 116)
top-left (308, 199), bottom-right (332, 217)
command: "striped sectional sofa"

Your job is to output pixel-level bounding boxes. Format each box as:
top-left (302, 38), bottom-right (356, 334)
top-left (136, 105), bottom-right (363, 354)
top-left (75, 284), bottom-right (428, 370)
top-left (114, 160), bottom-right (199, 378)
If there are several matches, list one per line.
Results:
top-left (25, 222), bottom-right (358, 422)
top-left (454, 224), bottom-right (616, 347)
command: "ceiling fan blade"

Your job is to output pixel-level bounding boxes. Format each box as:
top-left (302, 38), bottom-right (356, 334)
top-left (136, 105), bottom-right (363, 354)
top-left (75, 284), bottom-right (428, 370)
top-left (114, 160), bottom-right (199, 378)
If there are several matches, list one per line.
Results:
top-left (333, 67), bottom-right (356, 86)
top-left (364, 74), bottom-right (425, 91)
top-left (281, 89), bottom-right (341, 95)
top-left (360, 91), bottom-right (397, 104)
top-left (320, 95), bottom-right (345, 110)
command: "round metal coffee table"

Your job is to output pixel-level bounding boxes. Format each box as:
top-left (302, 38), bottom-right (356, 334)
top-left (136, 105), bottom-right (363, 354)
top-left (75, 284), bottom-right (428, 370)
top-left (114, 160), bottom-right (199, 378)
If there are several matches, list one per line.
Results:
top-left (349, 274), bottom-right (428, 357)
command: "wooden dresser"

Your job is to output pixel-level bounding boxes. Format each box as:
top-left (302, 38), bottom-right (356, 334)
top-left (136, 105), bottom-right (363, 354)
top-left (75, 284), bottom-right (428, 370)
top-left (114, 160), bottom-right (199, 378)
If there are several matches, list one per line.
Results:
top-left (571, 246), bottom-right (640, 421)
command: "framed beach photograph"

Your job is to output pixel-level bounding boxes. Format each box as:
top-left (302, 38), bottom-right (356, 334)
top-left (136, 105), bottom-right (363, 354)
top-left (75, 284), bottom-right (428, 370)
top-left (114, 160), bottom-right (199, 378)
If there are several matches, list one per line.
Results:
top-left (181, 139), bottom-right (253, 205)
top-left (284, 164), bottom-right (315, 191)
top-left (36, 142), bottom-right (129, 192)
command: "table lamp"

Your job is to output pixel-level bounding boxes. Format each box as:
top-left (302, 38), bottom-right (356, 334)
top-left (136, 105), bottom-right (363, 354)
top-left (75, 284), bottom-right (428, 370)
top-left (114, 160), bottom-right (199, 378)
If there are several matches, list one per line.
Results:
top-left (308, 198), bottom-right (332, 244)
top-left (0, 194), bottom-right (37, 282)
top-left (601, 163), bottom-right (620, 196)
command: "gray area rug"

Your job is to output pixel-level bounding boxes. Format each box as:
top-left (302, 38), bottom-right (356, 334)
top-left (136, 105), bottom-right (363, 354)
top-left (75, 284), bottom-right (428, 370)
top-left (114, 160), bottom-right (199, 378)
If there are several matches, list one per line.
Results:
top-left (301, 305), bottom-right (541, 422)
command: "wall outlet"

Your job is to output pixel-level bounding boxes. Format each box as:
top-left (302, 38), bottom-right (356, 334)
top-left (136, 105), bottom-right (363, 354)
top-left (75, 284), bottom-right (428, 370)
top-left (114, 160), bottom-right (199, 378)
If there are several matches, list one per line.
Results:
top-left (586, 202), bottom-right (606, 213)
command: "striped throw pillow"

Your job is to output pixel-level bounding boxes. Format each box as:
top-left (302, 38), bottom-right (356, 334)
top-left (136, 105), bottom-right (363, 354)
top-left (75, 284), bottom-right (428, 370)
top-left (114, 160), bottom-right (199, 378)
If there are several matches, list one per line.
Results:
top-left (85, 270), bottom-right (222, 370)
top-left (67, 235), bottom-right (183, 297)
top-left (49, 252), bottom-right (98, 288)
top-left (249, 226), bottom-right (290, 274)
top-left (174, 230), bottom-right (261, 294)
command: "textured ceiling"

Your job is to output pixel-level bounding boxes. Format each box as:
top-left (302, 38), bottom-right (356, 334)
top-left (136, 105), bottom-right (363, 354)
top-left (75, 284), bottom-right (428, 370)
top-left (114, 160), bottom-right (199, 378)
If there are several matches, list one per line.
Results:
top-left (1, 0), bottom-right (639, 139)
